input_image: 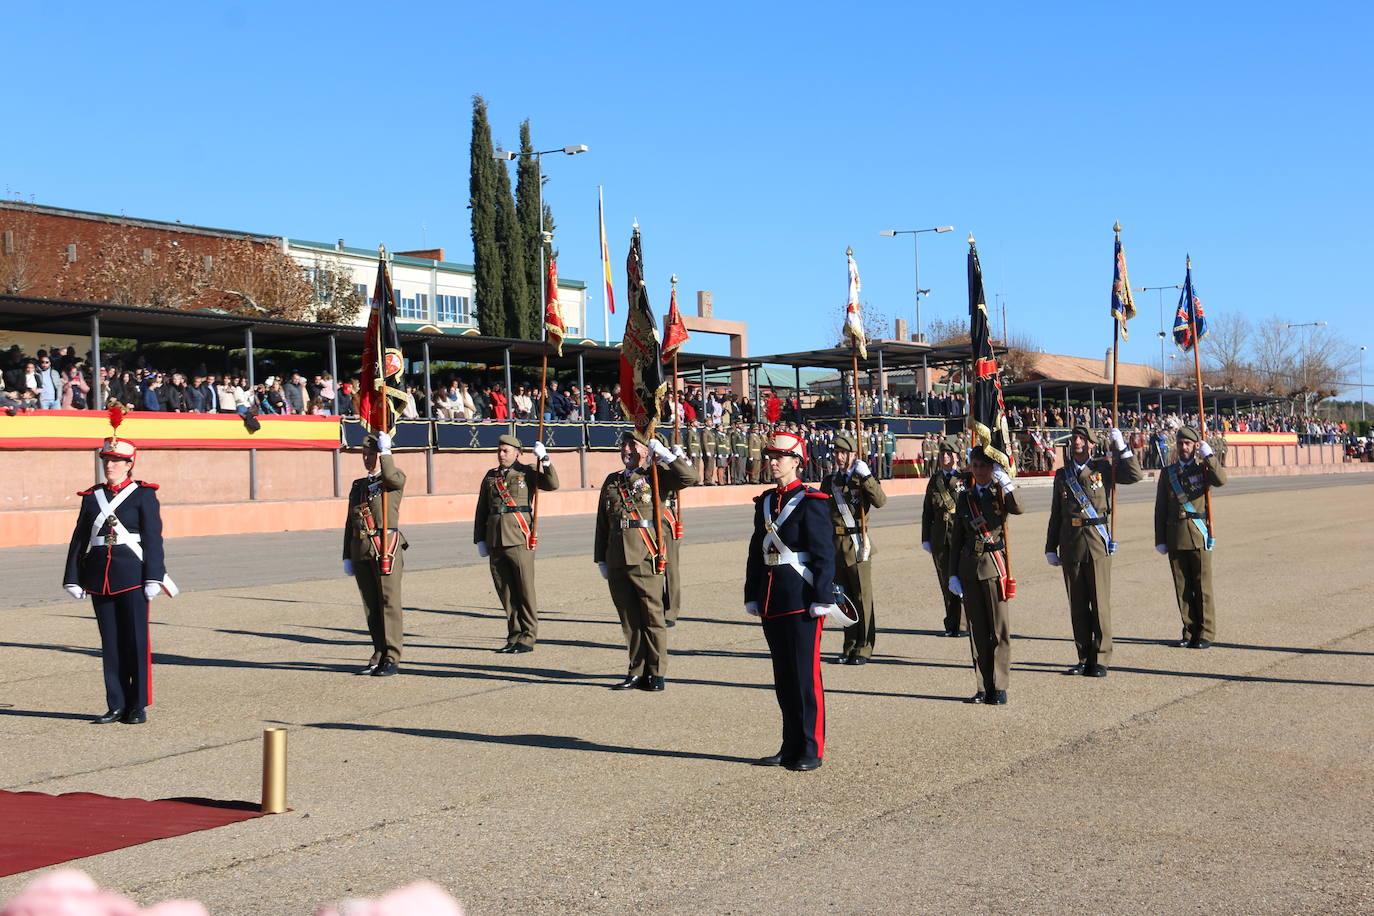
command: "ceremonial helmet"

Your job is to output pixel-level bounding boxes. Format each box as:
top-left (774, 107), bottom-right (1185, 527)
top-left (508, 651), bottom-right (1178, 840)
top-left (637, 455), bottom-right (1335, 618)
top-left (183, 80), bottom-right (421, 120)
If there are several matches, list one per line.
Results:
top-left (763, 431), bottom-right (807, 461)
top-left (98, 437), bottom-right (136, 462)
top-left (830, 583), bottom-right (861, 627)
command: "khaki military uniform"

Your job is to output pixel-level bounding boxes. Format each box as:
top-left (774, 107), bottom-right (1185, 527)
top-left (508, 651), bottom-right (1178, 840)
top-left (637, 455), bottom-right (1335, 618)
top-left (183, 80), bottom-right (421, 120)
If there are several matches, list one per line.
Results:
top-left (747, 432), bottom-right (764, 483)
top-left (949, 481), bottom-right (1023, 696)
top-left (820, 468), bottom-right (887, 660)
top-left (1154, 454), bottom-right (1227, 642)
top-left (594, 457), bottom-right (698, 676)
top-left (474, 459), bottom-right (560, 648)
top-left (921, 468), bottom-right (967, 635)
top-left (1046, 451), bottom-right (1143, 668)
top-left (700, 428), bottom-right (716, 484)
top-left (662, 490), bottom-right (683, 623)
top-left (730, 428), bottom-right (748, 484)
top-left (686, 426), bottom-right (704, 480)
top-left (343, 455), bottom-right (407, 666)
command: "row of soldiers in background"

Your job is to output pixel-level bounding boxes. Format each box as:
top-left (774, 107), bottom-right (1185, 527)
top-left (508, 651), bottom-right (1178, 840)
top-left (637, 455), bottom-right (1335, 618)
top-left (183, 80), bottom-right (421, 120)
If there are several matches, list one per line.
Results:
top-left (674, 420), bottom-right (901, 486)
top-left (919, 424), bottom-right (1225, 705)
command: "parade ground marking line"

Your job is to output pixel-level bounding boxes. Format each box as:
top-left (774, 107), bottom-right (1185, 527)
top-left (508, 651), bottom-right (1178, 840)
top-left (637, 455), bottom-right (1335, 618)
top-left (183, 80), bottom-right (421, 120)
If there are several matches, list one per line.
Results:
top-left (0, 790), bottom-right (267, 878)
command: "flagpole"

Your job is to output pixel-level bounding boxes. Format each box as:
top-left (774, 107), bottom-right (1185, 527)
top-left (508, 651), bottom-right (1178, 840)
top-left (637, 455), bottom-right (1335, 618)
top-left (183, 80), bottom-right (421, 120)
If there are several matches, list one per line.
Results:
top-left (1186, 256), bottom-right (1215, 542)
top-left (1109, 222), bottom-right (1121, 549)
top-left (530, 346), bottom-right (547, 550)
top-left (848, 247), bottom-right (867, 553)
top-left (377, 245), bottom-right (393, 572)
top-left (670, 274), bottom-right (684, 539)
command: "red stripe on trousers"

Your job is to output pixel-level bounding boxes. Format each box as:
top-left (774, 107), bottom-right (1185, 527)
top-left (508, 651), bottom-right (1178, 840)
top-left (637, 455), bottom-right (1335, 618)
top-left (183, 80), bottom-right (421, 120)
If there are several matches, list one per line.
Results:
top-left (811, 617), bottom-right (825, 757)
top-left (145, 600), bottom-right (153, 706)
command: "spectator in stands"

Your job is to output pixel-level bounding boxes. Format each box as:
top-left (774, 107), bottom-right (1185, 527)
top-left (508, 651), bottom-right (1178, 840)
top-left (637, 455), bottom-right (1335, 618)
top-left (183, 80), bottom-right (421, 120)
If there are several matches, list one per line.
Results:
top-left (140, 373), bottom-right (164, 411)
top-left (161, 372), bottom-right (190, 413)
top-left (318, 372), bottom-right (337, 412)
top-left (595, 387), bottom-right (616, 421)
top-left (60, 364), bottom-right (90, 410)
top-left (187, 374), bottom-right (212, 413)
top-left (489, 383), bottom-right (509, 420)
top-left (214, 375), bottom-right (236, 413)
top-left (512, 383), bottom-right (533, 419)
top-left (283, 371), bottom-right (306, 414)
top-left (30, 355), bottom-right (62, 409)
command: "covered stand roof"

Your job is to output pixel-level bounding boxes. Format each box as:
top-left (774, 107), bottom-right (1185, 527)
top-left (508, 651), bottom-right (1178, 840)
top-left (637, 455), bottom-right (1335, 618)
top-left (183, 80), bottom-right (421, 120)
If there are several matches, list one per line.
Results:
top-left (0, 295), bottom-right (740, 374)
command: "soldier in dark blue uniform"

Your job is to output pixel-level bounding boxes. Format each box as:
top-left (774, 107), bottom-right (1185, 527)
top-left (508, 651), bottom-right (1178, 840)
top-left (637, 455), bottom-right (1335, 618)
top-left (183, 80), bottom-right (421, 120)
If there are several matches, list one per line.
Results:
top-left (744, 431), bottom-right (838, 772)
top-left (62, 437), bottom-right (174, 725)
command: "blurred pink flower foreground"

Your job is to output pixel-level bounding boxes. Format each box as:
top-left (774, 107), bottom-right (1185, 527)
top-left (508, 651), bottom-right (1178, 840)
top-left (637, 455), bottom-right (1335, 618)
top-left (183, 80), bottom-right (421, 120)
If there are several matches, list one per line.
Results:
top-left (0, 870), bottom-right (463, 916)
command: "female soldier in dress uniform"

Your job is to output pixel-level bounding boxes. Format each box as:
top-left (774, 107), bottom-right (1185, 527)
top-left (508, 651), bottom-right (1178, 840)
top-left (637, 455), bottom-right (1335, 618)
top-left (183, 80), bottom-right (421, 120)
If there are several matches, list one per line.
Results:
top-left (744, 431), bottom-right (839, 772)
top-left (62, 435), bottom-right (174, 724)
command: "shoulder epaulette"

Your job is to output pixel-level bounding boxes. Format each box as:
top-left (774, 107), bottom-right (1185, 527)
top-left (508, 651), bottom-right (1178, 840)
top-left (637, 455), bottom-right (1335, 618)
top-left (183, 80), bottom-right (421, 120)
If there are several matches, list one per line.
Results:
top-left (76, 485), bottom-right (98, 496)
top-left (804, 488), bottom-right (830, 499)
top-left (134, 480), bottom-right (159, 490)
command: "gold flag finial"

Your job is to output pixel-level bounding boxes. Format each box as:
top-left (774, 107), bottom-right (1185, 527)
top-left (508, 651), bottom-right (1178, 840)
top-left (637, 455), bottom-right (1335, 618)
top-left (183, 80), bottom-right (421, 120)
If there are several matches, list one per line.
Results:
top-left (968, 232), bottom-right (976, 246)
top-left (1113, 221), bottom-right (1122, 234)
top-left (846, 246), bottom-right (853, 256)
top-left (670, 273), bottom-right (678, 286)
top-left (1186, 254), bottom-right (1192, 269)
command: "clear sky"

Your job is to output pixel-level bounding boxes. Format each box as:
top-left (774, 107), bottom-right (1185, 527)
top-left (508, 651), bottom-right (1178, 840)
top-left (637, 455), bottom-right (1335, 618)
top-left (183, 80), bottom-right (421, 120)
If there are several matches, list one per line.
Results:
top-left (6, 1), bottom-right (1371, 396)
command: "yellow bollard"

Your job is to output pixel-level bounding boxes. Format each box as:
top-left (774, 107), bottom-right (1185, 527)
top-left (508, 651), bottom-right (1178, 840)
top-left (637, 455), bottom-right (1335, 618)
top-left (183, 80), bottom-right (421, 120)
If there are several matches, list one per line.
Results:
top-left (261, 728), bottom-right (287, 814)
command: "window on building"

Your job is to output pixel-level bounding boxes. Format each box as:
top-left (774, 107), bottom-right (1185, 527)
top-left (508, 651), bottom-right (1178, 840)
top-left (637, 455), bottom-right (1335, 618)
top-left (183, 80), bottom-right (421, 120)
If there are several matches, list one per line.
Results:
top-left (436, 294), bottom-right (471, 324)
top-left (355, 283), bottom-right (368, 301)
top-left (566, 326), bottom-right (580, 337)
top-left (399, 291), bottom-right (423, 320)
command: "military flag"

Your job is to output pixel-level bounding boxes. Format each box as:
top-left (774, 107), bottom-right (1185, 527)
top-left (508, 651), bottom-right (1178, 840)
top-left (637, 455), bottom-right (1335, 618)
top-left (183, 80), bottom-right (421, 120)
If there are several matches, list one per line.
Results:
top-left (359, 252), bottom-right (410, 435)
top-left (842, 248), bottom-right (867, 359)
top-left (1111, 231), bottom-right (1136, 341)
top-left (967, 236), bottom-right (1014, 472)
top-left (661, 282), bottom-right (689, 363)
top-left (619, 224), bottom-right (665, 432)
top-left (1173, 257), bottom-right (1208, 352)
top-left (598, 186), bottom-right (615, 315)
top-left (544, 256), bottom-right (565, 356)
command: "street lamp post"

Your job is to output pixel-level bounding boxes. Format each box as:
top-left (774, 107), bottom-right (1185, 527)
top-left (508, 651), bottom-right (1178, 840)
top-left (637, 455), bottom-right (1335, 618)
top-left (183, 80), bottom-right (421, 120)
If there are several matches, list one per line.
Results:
top-left (495, 143), bottom-right (588, 343)
top-left (1359, 345), bottom-right (1367, 423)
top-left (880, 225), bottom-right (953, 343)
top-left (1284, 321), bottom-right (1327, 415)
top-left (1136, 284), bottom-right (1183, 388)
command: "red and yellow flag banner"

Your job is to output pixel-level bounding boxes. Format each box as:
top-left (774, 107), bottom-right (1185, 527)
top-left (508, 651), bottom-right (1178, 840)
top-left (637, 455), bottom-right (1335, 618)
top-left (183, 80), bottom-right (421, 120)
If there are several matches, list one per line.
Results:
top-left (0, 411), bottom-right (341, 450)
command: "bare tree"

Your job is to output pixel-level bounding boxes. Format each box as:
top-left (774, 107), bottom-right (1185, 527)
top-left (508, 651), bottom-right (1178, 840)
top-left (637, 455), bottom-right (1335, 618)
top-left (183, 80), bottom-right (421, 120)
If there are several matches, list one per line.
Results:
top-left (200, 239), bottom-right (315, 320)
top-left (304, 254), bottom-right (364, 325)
top-left (0, 204), bottom-right (43, 294)
top-left (1202, 312), bottom-right (1254, 390)
top-left (56, 225), bottom-right (201, 309)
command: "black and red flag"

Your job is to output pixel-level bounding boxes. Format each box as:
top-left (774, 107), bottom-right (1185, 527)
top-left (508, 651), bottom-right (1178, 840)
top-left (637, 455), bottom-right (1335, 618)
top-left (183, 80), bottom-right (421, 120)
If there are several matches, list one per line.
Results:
top-left (359, 251), bottom-right (410, 435)
top-left (966, 236), bottom-right (1014, 473)
top-left (619, 224), bottom-right (665, 433)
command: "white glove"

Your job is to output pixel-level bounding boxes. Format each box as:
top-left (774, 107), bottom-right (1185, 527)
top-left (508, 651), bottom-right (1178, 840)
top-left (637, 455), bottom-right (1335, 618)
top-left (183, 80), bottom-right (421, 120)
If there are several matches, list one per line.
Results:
top-left (671, 444), bottom-right (686, 459)
top-left (376, 431), bottom-right (393, 454)
top-left (851, 459), bottom-right (872, 479)
top-left (143, 582), bottom-right (161, 599)
top-left (808, 603), bottom-right (838, 618)
top-left (1046, 551), bottom-right (1061, 567)
top-left (343, 559), bottom-right (354, 576)
top-left (948, 576), bottom-right (964, 597)
top-left (597, 561), bottom-right (609, 580)
top-left (1155, 544), bottom-right (1168, 555)
top-left (647, 438), bottom-right (673, 464)
top-left (744, 601), bottom-right (760, 617)
top-left (476, 541), bottom-right (489, 558)
top-left (921, 541), bottom-right (932, 553)
top-left (533, 441), bottom-right (548, 462)
top-left (63, 584), bottom-right (85, 600)
top-left (991, 465), bottom-right (1015, 491)
top-left (1109, 428), bottom-right (1127, 452)
top-left (1198, 440), bottom-right (1214, 458)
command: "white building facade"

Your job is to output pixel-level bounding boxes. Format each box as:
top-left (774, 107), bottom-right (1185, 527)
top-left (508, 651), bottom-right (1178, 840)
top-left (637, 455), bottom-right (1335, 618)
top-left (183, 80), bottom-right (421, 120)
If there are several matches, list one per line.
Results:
top-left (287, 238), bottom-right (588, 338)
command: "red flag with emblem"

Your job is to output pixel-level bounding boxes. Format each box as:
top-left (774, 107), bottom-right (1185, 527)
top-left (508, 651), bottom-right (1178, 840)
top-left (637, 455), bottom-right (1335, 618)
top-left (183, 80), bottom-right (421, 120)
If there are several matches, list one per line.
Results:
top-left (544, 256), bottom-right (566, 356)
top-left (661, 284), bottom-right (689, 363)
top-left (359, 252), bottom-right (410, 435)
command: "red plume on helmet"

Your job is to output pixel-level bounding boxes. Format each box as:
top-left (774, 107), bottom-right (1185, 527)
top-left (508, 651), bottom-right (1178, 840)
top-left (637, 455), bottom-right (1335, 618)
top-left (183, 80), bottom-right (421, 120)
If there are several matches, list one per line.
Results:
top-left (107, 401), bottom-right (125, 433)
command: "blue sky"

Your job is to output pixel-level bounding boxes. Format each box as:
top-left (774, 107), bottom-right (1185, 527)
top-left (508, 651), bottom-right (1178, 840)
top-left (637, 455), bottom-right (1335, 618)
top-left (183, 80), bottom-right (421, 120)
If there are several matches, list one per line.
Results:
top-left (6, 1), bottom-right (1371, 396)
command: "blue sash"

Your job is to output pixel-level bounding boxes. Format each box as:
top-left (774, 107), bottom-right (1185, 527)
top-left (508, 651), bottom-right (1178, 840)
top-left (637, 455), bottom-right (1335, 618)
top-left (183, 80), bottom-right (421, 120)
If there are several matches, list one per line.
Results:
top-left (1062, 466), bottom-right (1116, 555)
top-left (1166, 464), bottom-right (1214, 550)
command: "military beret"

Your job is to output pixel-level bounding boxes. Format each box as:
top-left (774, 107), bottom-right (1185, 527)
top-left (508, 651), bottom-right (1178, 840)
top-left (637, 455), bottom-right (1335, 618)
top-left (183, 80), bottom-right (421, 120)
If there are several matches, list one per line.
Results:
top-left (497, 433), bottom-right (523, 449)
top-left (1070, 425), bottom-right (1099, 445)
top-left (1176, 425), bottom-right (1200, 442)
top-left (938, 437), bottom-right (959, 454)
top-left (833, 432), bottom-right (856, 452)
top-left (361, 435), bottom-right (379, 451)
top-left (622, 427), bottom-right (650, 446)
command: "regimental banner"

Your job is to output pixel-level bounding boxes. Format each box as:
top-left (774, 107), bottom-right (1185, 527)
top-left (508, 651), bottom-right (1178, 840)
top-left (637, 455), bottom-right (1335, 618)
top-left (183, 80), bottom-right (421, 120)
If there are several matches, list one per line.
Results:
top-left (0, 411), bottom-right (340, 450)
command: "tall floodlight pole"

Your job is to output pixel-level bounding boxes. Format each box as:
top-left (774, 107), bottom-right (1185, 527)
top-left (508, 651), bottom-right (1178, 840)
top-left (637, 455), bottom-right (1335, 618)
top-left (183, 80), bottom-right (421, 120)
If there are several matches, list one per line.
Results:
top-left (880, 225), bottom-right (953, 343)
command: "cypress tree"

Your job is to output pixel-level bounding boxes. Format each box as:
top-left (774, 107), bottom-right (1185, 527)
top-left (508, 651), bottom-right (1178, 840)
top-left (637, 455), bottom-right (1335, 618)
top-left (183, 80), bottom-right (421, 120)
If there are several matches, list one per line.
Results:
top-left (493, 136), bottom-right (529, 339)
top-left (514, 120), bottom-right (543, 340)
top-left (469, 95), bottom-right (506, 337)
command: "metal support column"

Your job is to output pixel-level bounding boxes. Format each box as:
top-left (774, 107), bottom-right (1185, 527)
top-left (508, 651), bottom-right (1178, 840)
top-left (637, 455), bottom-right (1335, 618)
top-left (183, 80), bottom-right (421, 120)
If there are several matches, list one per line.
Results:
top-left (794, 366), bottom-right (803, 422)
top-left (577, 351), bottom-right (588, 488)
top-left (503, 348), bottom-right (514, 433)
top-left (423, 339), bottom-right (434, 495)
top-left (876, 348), bottom-right (885, 416)
top-left (245, 327), bottom-right (257, 500)
top-left (90, 315), bottom-right (103, 411)
top-left (1037, 383), bottom-right (1043, 426)
top-left (1090, 387), bottom-right (1096, 428)
top-left (328, 332), bottom-right (340, 497)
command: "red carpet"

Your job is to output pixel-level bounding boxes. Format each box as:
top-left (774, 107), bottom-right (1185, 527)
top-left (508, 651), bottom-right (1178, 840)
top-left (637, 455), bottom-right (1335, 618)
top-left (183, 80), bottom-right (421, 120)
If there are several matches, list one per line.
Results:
top-left (0, 791), bottom-right (266, 877)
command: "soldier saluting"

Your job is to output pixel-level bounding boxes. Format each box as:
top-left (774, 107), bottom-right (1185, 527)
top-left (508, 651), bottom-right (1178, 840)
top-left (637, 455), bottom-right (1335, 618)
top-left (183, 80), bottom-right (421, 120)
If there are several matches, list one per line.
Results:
top-left (63, 427), bottom-right (176, 725)
top-left (820, 431), bottom-right (886, 664)
top-left (920, 437), bottom-right (967, 637)
top-left (343, 432), bottom-right (406, 677)
top-left (594, 429), bottom-right (698, 690)
top-left (474, 434), bottom-right (559, 653)
top-left (1154, 425), bottom-right (1226, 648)
top-left (948, 446), bottom-right (1022, 705)
top-left (1045, 425), bottom-right (1142, 676)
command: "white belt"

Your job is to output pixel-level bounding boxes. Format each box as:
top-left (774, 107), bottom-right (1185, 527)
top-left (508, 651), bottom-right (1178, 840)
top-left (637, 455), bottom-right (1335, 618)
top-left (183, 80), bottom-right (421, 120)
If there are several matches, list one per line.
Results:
top-left (764, 549), bottom-right (810, 567)
top-left (89, 532), bottom-right (142, 551)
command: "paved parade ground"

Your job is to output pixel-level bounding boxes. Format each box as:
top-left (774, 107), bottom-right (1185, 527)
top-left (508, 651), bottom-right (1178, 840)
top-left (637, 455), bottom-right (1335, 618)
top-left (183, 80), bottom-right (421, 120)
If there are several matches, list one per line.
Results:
top-left (2, 475), bottom-right (1371, 913)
